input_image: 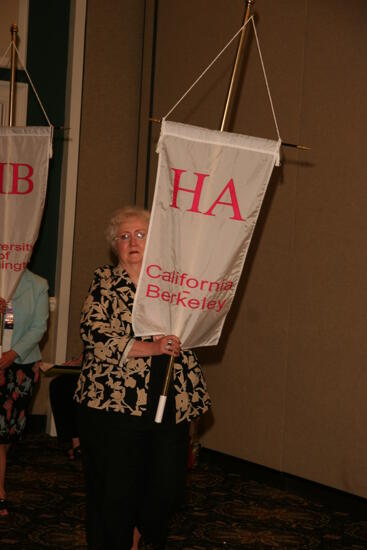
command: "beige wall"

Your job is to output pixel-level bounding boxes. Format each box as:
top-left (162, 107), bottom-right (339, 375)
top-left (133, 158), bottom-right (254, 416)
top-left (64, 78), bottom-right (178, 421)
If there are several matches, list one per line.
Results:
top-left (0, 2), bottom-right (19, 62)
top-left (31, 309), bottom-right (57, 415)
top-left (0, 0), bottom-right (28, 69)
top-left (67, 0), bottom-right (146, 356)
top-left (58, 0), bottom-right (367, 498)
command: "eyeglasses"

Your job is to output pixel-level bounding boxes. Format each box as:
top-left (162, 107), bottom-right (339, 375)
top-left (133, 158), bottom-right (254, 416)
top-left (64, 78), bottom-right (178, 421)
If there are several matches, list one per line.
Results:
top-left (113, 230), bottom-right (146, 242)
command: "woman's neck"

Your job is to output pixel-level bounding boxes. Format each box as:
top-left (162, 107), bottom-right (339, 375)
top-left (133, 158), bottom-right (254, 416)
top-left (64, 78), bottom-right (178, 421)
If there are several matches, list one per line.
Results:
top-left (119, 263), bottom-right (141, 286)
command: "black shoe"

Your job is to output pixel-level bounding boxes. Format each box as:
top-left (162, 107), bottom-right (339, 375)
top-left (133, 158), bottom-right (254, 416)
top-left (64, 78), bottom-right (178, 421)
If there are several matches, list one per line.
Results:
top-left (67, 446), bottom-right (82, 460)
top-left (0, 498), bottom-right (9, 518)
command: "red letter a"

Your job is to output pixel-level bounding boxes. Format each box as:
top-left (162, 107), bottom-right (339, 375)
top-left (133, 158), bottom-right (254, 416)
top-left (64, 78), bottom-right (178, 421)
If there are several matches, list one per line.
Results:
top-left (204, 179), bottom-right (245, 221)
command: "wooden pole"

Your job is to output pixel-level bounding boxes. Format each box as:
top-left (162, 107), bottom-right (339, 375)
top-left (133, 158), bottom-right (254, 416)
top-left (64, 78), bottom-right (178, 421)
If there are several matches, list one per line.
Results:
top-left (220, 0), bottom-right (255, 132)
top-left (218, 4), bottom-right (310, 149)
top-left (153, 1), bottom-right (311, 421)
top-left (1, 23), bottom-right (18, 354)
top-left (8, 23), bottom-right (18, 127)
top-left (156, 4), bottom-right (255, 422)
top-left (155, 355), bottom-right (175, 423)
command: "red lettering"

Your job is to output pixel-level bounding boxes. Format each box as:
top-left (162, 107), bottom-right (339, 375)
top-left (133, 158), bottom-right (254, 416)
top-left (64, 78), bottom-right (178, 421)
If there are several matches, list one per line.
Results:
top-left (169, 168), bottom-right (245, 221)
top-left (204, 178), bottom-right (245, 221)
top-left (161, 291), bottom-right (171, 302)
top-left (0, 163), bottom-right (4, 193)
top-left (0, 163), bottom-right (34, 195)
top-left (11, 163), bottom-right (34, 194)
top-left (146, 264), bottom-right (161, 278)
top-left (146, 284), bottom-right (160, 298)
top-left (170, 168), bottom-right (209, 212)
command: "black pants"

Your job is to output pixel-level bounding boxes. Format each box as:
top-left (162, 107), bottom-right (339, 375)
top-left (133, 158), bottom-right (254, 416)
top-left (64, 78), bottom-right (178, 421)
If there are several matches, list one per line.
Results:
top-left (49, 374), bottom-right (79, 443)
top-left (77, 405), bottom-right (190, 550)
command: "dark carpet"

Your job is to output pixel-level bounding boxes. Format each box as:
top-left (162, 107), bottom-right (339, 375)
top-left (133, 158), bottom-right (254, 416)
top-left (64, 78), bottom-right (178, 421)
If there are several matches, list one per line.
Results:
top-left (1, 433), bottom-right (367, 549)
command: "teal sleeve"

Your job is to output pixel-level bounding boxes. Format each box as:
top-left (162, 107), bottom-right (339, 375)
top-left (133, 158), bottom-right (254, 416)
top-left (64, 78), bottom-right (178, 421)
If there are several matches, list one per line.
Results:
top-left (12, 281), bottom-right (49, 362)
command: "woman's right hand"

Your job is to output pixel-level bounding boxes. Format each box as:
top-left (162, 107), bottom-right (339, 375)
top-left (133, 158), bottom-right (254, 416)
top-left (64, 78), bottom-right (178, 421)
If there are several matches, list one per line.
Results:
top-left (0, 349), bottom-right (18, 370)
top-left (0, 298), bottom-right (6, 315)
top-left (154, 335), bottom-right (181, 357)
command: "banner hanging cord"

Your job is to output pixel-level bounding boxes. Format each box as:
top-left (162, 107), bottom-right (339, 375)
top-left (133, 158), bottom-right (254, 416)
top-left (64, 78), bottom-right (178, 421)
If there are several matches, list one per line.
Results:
top-left (250, 18), bottom-right (280, 141)
top-left (1, 40), bottom-right (53, 130)
top-left (13, 43), bottom-right (53, 129)
top-left (163, 16), bottom-right (281, 142)
top-left (0, 43), bottom-right (12, 67)
top-left (164, 17), bottom-right (254, 120)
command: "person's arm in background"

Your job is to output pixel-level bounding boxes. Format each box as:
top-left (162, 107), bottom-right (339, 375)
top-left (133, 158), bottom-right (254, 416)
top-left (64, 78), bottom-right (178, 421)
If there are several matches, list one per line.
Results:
top-left (12, 279), bottom-right (49, 362)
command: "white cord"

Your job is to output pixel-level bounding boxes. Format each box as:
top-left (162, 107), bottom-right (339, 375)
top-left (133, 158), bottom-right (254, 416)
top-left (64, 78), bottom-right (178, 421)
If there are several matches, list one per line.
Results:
top-left (164, 16), bottom-right (254, 120)
top-left (250, 18), bottom-right (281, 141)
top-left (13, 43), bottom-right (53, 128)
top-left (163, 15), bottom-right (282, 142)
top-left (0, 43), bottom-right (12, 67)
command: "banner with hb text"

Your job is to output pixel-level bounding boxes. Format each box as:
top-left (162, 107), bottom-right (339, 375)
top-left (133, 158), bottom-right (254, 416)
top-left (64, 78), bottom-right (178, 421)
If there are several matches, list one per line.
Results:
top-left (0, 127), bottom-right (52, 300)
top-left (132, 120), bottom-right (280, 349)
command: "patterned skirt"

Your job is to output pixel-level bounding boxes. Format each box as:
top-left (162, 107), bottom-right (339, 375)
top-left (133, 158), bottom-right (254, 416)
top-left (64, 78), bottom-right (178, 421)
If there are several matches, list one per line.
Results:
top-left (0, 363), bottom-right (39, 444)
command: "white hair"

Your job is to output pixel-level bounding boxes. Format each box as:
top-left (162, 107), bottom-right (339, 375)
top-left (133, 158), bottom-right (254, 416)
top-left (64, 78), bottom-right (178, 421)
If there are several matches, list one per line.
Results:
top-left (105, 206), bottom-right (150, 254)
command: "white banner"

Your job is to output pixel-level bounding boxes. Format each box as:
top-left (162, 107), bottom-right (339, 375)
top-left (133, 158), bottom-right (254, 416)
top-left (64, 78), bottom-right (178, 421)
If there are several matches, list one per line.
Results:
top-left (0, 127), bottom-right (52, 300)
top-left (133, 120), bottom-right (280, 349)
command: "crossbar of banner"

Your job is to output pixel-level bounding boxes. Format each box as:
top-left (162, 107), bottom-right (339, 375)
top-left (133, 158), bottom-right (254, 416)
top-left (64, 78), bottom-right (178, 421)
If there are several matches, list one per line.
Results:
top-left (149, 118), bottom-right (309, 151)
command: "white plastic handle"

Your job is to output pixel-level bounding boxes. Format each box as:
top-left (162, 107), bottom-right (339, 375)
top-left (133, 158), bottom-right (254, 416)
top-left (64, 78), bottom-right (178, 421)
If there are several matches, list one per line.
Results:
top-left (154, 395), bottom-right (167, 423)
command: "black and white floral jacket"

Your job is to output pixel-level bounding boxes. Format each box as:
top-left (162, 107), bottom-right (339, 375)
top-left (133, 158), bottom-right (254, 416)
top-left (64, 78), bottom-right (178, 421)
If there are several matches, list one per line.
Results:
top-left (74, 265), bottom-right (211, 423)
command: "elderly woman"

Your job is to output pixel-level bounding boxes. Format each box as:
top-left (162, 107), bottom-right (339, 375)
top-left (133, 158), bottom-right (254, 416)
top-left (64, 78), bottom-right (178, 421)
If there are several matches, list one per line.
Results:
top-left (75, 206), bottom-right (211, 550)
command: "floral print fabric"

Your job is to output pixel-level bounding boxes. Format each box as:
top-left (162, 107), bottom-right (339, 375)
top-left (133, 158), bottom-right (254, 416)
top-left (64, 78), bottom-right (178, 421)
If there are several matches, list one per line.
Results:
top-left (74, 265), bottom-right (211, 423)
top-left (0, 363), bottom-right (39, 443)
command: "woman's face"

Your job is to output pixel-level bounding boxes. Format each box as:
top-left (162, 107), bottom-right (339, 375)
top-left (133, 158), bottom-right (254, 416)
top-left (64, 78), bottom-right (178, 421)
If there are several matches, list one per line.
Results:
top-left (115, 216), bottom-right (148, 270)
